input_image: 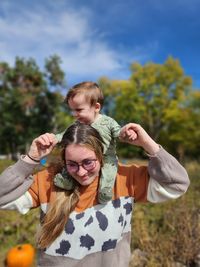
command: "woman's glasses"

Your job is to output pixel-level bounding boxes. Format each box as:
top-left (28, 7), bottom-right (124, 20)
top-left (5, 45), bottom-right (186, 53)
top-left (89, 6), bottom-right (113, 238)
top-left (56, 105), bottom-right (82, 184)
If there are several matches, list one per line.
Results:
top-left (66, 159), bottom-right (97, 173)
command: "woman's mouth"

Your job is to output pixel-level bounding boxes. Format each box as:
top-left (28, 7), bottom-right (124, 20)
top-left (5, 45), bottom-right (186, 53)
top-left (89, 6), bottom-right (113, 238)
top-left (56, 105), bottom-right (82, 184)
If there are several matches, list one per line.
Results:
top-left (81, 176), bottom-right (89, 181)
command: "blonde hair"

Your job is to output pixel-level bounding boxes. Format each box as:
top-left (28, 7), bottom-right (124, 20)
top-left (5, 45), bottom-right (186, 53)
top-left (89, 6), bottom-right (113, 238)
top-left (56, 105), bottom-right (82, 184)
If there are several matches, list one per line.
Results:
top-left (37, 188), bottom-right (79, 249)
top-left (37, 122), bottom-right (104, 249)
top-left (65, 81), bottom-right (104, 107)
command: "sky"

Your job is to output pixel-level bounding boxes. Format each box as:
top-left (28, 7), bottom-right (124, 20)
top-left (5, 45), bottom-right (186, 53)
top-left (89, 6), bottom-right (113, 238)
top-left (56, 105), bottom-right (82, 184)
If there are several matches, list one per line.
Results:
top-left (0, 0), bottom-right (200, 89)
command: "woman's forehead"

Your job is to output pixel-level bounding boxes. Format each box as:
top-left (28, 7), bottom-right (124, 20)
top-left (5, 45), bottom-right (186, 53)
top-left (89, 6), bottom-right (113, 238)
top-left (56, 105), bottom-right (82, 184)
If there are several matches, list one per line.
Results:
top-left (65, 144), bottom-right (96, 161)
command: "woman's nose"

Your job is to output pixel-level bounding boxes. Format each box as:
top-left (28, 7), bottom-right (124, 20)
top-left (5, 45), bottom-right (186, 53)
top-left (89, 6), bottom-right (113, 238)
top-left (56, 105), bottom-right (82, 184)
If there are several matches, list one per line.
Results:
top-left (77, 165), bottom-right (87, 176)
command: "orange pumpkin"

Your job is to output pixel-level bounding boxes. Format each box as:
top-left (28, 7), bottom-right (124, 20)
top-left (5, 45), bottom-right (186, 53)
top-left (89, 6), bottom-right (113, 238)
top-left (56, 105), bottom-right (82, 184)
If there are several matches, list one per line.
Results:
top-left (6, 243), bottom-right (35, 267)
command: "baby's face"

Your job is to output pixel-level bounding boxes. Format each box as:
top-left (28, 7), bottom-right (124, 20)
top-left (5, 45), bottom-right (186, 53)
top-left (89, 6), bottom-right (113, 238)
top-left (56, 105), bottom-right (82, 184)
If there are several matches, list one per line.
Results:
top-left (68, 94), bottom-right (100, 124)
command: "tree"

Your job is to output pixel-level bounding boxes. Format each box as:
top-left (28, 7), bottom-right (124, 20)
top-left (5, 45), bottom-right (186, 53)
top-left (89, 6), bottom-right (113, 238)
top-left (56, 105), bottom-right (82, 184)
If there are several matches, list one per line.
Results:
top-left (45, 55), bottom-right (66, 89)
top-left (99, 57), bottom-right (197, 159)
top-left (128, 57), bottom-right (192, 141)
top-left (0, 56), bottom-right (71, 158)
top-left (164, 90), bottom-right (200, 161)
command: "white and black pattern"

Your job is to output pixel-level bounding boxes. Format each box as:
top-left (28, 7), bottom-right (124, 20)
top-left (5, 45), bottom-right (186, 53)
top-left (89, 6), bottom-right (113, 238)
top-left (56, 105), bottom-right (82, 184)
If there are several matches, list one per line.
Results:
top-left (96, 211), bottom-right (108, 230)
top-left (102, 239), bottom-right (117, 251)
top-left (65, 218), bottom-right (75, 234)
top-left (118, 213), bottom-right (124, 226)
top-left (45, 196), bottom-right (134, 260)
top-left (55, 240), bottom-right (71, 255)
top-left (123, 200), bottom-right (132, 215)
top-left (80, 234), bottom-right (95, 250)
top-left (84, 216), bottom-right (93, 226)
top-left (112, 198), bottom-right (121, 208)
top-left (76, 212), bottom-right (85, 219)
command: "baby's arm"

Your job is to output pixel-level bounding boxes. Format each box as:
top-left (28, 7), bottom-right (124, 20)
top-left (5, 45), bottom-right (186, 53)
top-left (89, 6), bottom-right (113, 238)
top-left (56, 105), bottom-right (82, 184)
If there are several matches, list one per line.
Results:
top-left (110, 118), bottom-right (121, 138)
top-left (110, 118), bottom-right (137, 142)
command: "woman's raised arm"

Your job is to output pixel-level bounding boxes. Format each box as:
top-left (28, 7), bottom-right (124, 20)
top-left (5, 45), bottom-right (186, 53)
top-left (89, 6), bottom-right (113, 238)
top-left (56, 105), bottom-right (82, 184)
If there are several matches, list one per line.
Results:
top-left (0, 133), bottom-right (57, 206)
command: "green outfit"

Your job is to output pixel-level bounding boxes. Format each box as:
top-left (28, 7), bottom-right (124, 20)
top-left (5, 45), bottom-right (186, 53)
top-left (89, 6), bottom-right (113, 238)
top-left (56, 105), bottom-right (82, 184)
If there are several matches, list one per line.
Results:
top-left (55, 115), bottom-right (121, 204)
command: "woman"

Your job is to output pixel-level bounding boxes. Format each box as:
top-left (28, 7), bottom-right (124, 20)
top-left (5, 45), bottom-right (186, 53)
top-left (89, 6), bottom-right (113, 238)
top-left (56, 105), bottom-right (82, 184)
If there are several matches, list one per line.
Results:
top-left (0, 122), bottom-right (189, 267)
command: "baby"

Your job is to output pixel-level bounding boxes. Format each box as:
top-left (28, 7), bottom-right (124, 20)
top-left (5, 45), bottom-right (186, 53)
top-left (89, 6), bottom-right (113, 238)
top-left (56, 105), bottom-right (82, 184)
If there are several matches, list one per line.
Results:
top-left (54, 81), bottom-right (135, 204)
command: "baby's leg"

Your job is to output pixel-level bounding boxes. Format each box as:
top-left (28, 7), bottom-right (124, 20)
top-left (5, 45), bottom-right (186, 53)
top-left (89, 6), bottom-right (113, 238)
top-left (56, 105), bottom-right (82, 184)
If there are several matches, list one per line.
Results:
top-left (54, 169), bottom-right (75, 190)
top-left (98, 160), bottom-right (118, 204)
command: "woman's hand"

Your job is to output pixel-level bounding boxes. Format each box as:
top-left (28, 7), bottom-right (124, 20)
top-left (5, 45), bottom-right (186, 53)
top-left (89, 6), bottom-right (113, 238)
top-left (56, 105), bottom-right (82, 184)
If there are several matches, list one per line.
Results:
top-left (119, 123), bottom-right (160, 155)
top-left (27, 133), bottom-right (58, 161)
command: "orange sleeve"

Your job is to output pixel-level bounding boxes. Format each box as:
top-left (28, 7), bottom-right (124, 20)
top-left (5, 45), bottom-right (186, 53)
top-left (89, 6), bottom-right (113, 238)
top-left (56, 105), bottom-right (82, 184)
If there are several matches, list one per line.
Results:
top-left (28, 173), bottom-right (40, 208)
top-left (28, 168), bottom-right (57, 208)
top-left (114, 163), bottom-right (150, 202)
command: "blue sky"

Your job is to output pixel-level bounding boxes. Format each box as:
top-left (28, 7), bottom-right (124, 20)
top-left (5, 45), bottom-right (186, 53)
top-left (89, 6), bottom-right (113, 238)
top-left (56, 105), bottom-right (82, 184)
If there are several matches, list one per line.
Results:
top-left (0, 0), bottom-right (200, 89)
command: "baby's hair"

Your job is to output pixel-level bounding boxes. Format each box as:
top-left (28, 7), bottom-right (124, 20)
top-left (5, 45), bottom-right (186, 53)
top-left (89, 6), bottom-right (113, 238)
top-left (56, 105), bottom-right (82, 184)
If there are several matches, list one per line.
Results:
top-left (65, 81), bottom-right (104, 107)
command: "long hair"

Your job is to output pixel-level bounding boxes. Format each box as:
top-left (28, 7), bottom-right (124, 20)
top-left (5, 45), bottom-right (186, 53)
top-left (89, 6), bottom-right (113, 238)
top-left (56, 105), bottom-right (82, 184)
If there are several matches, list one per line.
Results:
top-left (37, 122), bottom-right (104, 249)
top-left (65, 81), bottom-right (104, 107)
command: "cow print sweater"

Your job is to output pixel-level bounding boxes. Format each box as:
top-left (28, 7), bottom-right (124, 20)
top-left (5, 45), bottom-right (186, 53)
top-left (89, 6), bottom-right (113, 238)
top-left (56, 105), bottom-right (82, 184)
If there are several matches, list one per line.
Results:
top-left (0, 147), bottom-right (190, 267)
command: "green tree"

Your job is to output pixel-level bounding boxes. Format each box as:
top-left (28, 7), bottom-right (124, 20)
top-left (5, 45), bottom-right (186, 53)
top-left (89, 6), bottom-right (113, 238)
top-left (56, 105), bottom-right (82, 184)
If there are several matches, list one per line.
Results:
top-left (99, 57), bottom-right (196, 159)
top-left (0, 56), bottom-right (70, 158)
top-left (128, 57), bottom-right (192, 141)
top-left (163, 90), bottom-right (200, 161)
top-left (45, 55), bottom-right (66, 89)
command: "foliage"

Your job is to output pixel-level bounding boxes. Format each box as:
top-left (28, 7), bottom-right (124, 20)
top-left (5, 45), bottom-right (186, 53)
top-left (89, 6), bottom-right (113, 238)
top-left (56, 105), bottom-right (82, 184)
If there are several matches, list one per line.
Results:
top-left (99, 57), bottom-right (199, 160)
top-left (0, 55), bottom-right (199, 160)
top-left (45, 55), bottom-right (65, 88)
top-left (0, 56), bottom-right (71, 159)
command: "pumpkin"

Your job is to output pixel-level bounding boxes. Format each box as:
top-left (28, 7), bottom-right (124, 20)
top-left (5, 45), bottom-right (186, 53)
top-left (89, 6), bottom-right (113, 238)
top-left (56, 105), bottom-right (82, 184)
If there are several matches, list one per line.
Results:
top-left (6, 243), bottom-right (35, 267)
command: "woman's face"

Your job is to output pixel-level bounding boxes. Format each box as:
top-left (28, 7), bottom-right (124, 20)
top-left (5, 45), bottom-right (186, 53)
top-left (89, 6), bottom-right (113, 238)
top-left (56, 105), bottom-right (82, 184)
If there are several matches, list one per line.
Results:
top-left (65, 144), bottom-right (101, 186)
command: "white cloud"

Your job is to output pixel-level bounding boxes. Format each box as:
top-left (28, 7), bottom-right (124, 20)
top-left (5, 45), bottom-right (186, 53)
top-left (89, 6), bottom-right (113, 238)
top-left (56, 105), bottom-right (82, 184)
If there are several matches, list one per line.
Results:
top-left (0, 1), bottom-right (152, 82)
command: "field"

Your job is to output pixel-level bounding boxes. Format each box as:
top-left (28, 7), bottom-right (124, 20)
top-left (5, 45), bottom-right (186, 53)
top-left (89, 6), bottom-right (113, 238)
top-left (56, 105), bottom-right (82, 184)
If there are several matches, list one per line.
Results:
top-left (0, 159), bottom-right (199, 267)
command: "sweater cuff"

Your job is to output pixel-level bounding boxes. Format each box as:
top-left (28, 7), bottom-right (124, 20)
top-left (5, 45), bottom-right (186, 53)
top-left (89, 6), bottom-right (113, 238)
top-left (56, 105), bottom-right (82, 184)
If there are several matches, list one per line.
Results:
top-left (147, 147), bottom-right (190, 191)
top-left (15, 155), bottom-right (41, 176)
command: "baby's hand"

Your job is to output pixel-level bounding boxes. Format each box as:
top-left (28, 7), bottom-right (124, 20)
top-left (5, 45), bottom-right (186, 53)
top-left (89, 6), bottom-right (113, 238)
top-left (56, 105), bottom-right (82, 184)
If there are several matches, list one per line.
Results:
top-left (119, 127), bottom-right (137, 143)
top-left (119, 123), bottom-right (160, 153)
top-left (126, 129), bottom-right (137, 141)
